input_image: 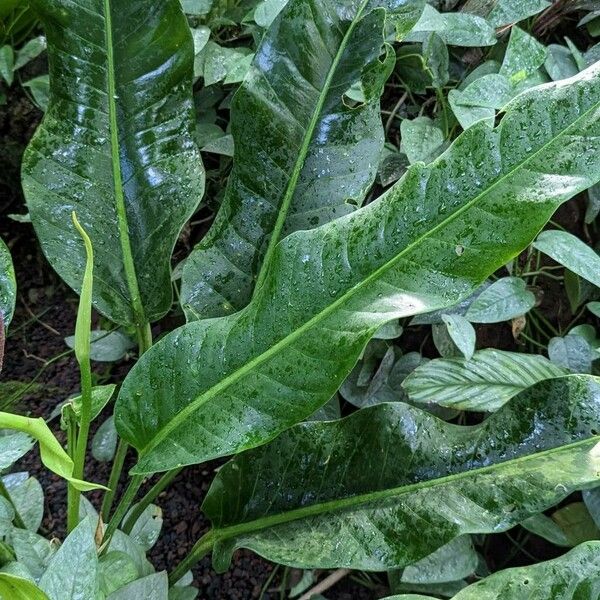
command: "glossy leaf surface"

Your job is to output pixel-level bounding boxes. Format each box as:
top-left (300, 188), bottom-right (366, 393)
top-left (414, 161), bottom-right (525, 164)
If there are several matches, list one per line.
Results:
top-left (384, 541), bottom-right (600, 599)
top-left (534, 230), bottom-right (600, 288)
top-left (0, 237), bottom-right (15, 328)
top-left (180, 0), bottom-right (420, 320)
top-left (201, 376), bottom-right (600, 571)
top-left (22, 0), bottom-right (204, 327)
top-left (403, 349), bottom-right (567, 411)
top-left (117, 65), bottom-right (600, 474)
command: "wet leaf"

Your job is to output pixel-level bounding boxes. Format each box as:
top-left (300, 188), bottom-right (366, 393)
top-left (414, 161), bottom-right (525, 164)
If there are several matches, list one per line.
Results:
top-left (22, 0), bottom-right (205, 327)
top-left (383, 541), bottom-right (600, 599)
top-left (485, 0), bottom-right (550, 27)
top-left (117, 64), bottom-right (600, 473)
top-left (181, 0), bottom-right (420, 320)
top-left (406, 5), bottom-right (496, 46)
top-left (465, 277), bottom-right (535, 323)
top-left (534, 230), bottom-right (600, 288)
top-left (202, 376), bottom-right (600, 571)
top-left (402, 349), bottom-right (567, 411)
top-left (400, 117), bottom-right (445, 164)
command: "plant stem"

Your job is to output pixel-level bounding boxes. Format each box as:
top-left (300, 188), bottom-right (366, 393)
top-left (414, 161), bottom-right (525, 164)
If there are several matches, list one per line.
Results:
top-left (100, 438), bottom-right (129, 522)
top-left (0, 480), bottom-right (26, 530)
top-left (122, 467), bottom-right (182, 534)
top-left (102, 474), bottom-right (144, 548)
top-left (100, 322), bottom-right (152, 522)
top-left (169, 530), bottom-right (215, 585)
top-left (65, 406), bottom-right (79, 532)
top-left (68, 358), bottom-right (93, 533)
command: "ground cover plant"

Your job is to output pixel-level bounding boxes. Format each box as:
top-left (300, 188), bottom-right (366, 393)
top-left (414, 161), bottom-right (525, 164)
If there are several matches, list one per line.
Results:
top-left (2, 0), bottom-right (600, 597)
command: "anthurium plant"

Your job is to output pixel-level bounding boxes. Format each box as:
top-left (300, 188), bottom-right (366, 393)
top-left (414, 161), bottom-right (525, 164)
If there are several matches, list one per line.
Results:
top-left (1, 0), bottom-right (600, 597)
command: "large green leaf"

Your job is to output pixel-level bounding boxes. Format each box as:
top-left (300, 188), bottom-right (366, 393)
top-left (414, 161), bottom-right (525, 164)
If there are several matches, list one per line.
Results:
top-left (384, 541), bottom-right (600, 599)
top-left (22, 0), bottom-right (204, 327)
top-left (200, 376), bottom-right (600, 571)
top-left (402, 349), bottom-right (568, 411)
top-left (180, 0), bottom-right (422, 320)
top-left (116, 64), bottom-right (600, 474)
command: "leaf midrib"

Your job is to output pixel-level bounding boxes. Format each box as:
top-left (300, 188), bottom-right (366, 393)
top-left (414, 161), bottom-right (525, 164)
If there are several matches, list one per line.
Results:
top-left (210, 435), bottom-right (600, 543)
top-left (138, 83), bottom-right (600, 460)
top-left (253, 0), bottom-right (372, 291)
top-left (103, 0), bottom-right (146, 327)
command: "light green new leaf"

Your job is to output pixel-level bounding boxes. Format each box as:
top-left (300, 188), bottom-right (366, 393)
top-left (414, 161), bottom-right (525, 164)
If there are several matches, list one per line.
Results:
top-left (534, 230), bottom-right (600, 288)
top-left (201, 376), bottom-right (600, 571)
top-left (0, 412), bottom-right (104, 491)
top-left (181, 0), bottom-right (421, 320)
top-left (383, 542), bottom-right (600, 599)
top-left (39, 518), bottom-right (99, 600)
top-left (0, 237), bottom-right (16, 330)
top-left (465, 277), bottom-right (535, 323)
top-left (117, 65), bottom-right (600, 474)
top-left (0, 573), bottom-right (49, 600)
top-left (402, 349), bottom-right (567, 411)
top-left (22, 0), bottom-right (205, 328)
